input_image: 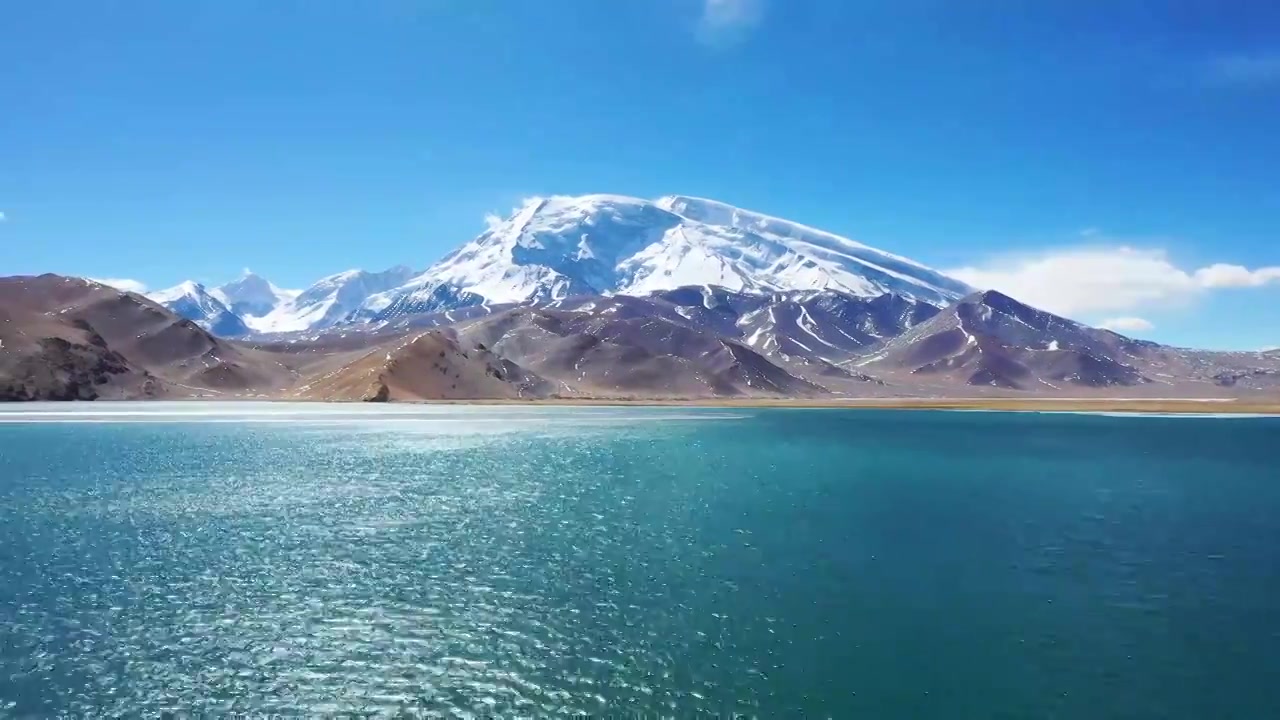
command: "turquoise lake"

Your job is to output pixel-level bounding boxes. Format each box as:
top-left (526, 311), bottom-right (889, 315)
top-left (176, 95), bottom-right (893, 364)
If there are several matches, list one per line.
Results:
top-left (0, 403), bottom-right (1278, 717)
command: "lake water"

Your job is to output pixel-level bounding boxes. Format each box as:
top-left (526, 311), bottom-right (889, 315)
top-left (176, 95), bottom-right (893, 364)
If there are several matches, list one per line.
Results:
top-left (1, 403), bottom-right (1278, 717)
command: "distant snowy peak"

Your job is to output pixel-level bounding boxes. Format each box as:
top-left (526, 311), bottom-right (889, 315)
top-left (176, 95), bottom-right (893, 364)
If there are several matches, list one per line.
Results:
top-left (149, 280), bottom-right (214, 307)
top-left (213, 272), bottom-right (297, 318)
top-left (148, 281), bottom-right (250, 337)
top-left (149, 268), bottom-right (417, 337)
top-left (361, 193), bottom-right (972, 323)
top-left (245, 265), bottom-right (417, 334)
top-left (292, 266), bottom-right (415, 307)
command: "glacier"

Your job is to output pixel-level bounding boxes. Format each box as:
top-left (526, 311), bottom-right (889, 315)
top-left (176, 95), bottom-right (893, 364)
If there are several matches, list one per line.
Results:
top-left (358, 194), bottom-right (972, 322)
top-left (151, 194), bottom-right (973, 335)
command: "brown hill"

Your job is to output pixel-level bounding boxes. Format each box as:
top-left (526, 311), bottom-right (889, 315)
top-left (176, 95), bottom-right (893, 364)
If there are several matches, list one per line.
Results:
top-left (291, 329), bottom-right (552, 401)
top-left (0, 275), bottom-right (299, 399)
top-left (855, 290), bottom-right (1153, 391)
top-left (854, 290), bottom-right (1280, 397)
top-left (6, 275), bottom-right (1279, 403)
top-left (457, 306), bottom-right (826, 398)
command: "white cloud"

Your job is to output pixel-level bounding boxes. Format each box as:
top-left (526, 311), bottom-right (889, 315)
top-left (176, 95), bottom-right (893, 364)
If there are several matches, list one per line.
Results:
top-left (0, 211), bottom-right (7, 222)
top-left (90, 277), bottom-right (148, 293)
top-left (948, 245), bottom-right (1280, 318)
top-left (1205, 52), bottom-right (1280, 87)
top-left (1099, 317), bottom-right (1155, 333)
top-left (482, 197), bottom-right (545, 232)
top-left (697, 0), bottom-right (764, 44)
top-left (1193, 263), bottom-right (1280, 288)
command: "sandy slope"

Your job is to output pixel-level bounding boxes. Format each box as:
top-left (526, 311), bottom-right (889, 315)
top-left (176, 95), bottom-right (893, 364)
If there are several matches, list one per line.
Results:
top-left (289, 329), bottom-right (551, 401)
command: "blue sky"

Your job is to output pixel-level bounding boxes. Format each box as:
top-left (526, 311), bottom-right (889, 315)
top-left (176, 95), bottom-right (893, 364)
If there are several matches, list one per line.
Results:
top-left (2, 0), bottom-right (1278, 349)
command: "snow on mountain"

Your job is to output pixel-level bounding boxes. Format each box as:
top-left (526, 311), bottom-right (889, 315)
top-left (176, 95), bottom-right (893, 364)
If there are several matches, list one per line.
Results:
top-left (148, 281), bottom-right (251, 337)
top-left (359, 194), bottom-right (972, 322)
top-left (859, 290), bottom-right (1156, 389)
top-left (244, 266), bottom-right (417, 334)
top-left (146, 268), bottom-right (417, 336)
top-left (145, 194), bottom-right (970, 337)
top-left (211, 272), bottom-right (298, 318)
top-left (540, 286), bottom-right (941, 363)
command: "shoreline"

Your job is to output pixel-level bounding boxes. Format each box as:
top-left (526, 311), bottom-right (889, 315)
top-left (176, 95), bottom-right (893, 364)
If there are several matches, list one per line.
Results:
top-left (205, 395), bottom-right (1280, 414)
top-left (6, 397), bottom-right (1280, 415)
top-left (404, 397), bottom-right (1280, 414)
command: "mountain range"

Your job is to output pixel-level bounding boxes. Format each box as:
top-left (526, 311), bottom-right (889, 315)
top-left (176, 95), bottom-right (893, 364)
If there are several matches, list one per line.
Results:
top-left (4, 194), bottom-right (1279, 402)
top-left (147, 194), bottom-right (973, 337)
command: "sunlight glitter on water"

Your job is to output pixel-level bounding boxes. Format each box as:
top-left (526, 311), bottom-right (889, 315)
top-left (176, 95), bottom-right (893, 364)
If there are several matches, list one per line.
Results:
top-left (2, 407), bottom-right (1279, 716)
top-left (0, 402), bottom-right (750, 430)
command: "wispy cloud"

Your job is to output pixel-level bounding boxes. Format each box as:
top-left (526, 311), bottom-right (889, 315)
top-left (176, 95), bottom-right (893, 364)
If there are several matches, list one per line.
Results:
top-left (696, 0), bottom-right (764, 45)
top-left (91, 277), bottom-right (148, 294)
top-left (0, 211), bottom-right (7, 222)
top-left (947, 238), bottom-right (1280, 320)
top-left (481, 196), bottom-right (549, 232)
top-left (1204, 51), bottom-right (1280, 87)
top-left (1193, 263), bottom-right (1280, 287)
top-left (1099, 317), bottom-right (1155, 333)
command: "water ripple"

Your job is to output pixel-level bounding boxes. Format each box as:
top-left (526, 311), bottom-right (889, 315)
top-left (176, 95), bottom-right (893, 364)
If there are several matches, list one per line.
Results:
top-left (2, 406), bottom-right (1278, 717)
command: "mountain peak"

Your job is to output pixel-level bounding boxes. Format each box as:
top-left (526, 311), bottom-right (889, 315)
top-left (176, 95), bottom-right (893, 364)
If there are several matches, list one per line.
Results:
top-left (656, 195), bottom-right (748, 226)
top-left (220, 271), bottom-right (272, 294)
top-left (358, 192), bottom-right (973, 321)
top-left (147, 281), bottom-right (249, 337)
top-left (243, 264), bottom-right (418, 334)
top-left (145, 193), bottom-right (976, 337)
top-left (864, 283), bottom-right (1152, 390)
top-left (214, 272), bottom-right (294, 318)
top-left (968, 288), bottom-right (1020, 307)
top-left (149, 280), bottom-right (212, 303)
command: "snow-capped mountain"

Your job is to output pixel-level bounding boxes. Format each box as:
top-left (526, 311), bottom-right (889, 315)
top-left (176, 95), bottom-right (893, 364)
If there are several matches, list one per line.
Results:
top-left (357, 194), bottom-right (973, 322)
top-left (149, 194), bottom-right (971, 337)
top-left (211, 272), bottom-right (297, 318)
top-left (148, 281), bottom-right (251, 337)
top-left (244, 266), bottom-right (417, 334)
top-left (151, 267), bottom-right (419, 336)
